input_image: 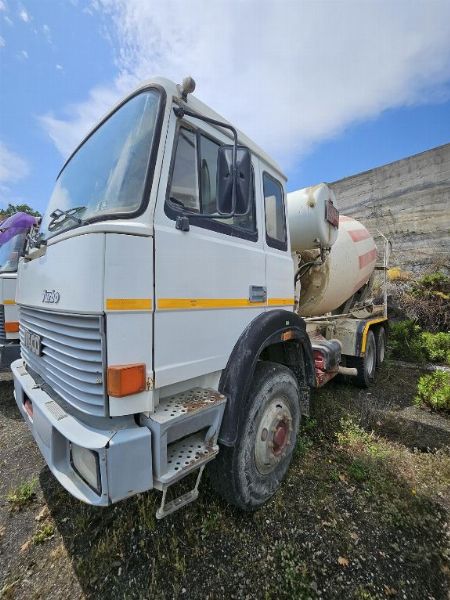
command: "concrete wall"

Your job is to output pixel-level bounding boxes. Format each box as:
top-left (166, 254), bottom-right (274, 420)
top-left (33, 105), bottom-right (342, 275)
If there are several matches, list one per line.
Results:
top-left (329, 143), bottom-right (450, 273)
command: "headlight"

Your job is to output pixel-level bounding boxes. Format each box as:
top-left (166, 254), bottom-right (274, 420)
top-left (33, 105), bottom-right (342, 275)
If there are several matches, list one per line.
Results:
top-left (70, 443), bottom-right (101, 495)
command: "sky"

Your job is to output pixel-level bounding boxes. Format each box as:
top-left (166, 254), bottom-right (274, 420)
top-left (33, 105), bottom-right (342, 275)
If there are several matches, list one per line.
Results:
top-left (0, 0), bottom-right (450, 215)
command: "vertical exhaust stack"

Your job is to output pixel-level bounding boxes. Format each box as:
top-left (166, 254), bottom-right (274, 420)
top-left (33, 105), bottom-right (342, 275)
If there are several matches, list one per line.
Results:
top-left (287, 184), bottom-right (377, 317)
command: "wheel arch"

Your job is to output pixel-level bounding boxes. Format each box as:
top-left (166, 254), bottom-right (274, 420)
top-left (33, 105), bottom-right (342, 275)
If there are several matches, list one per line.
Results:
top-left (355, 317), bottom-right (388, 356)
top-left (218, 309), bottom-right (315, 446)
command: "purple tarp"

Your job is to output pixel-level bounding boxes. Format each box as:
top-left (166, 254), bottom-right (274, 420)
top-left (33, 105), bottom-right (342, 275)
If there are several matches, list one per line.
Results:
top-left (0, 212), bottom-right (39, 245)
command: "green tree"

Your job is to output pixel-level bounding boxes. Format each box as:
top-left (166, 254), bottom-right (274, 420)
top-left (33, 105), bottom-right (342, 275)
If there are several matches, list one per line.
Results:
top-left (0, 203), bottom-right (41, 219)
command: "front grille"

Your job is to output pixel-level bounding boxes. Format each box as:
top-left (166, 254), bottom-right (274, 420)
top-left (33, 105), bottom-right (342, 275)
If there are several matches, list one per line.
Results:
top-left (0, 305), bottom-right (5, 342)
top-left (19, 307), bottom-right (106, 416)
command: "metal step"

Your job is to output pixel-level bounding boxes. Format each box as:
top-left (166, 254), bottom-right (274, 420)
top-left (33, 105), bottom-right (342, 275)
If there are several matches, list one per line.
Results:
top-left (156, 465), bottom-right (205, 520)
top-left (145, 387), bottom-right (226, 484)
top-left (151, 388), bottom-right (226, 425)
top-left (156, 432), bottom-right (219, 487)
top-left (145, 388), bottom-right (226, 518)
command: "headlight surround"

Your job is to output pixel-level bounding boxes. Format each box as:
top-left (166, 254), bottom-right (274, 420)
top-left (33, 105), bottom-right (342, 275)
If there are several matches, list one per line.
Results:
top-left (70, 443), bottom-right (101, 495)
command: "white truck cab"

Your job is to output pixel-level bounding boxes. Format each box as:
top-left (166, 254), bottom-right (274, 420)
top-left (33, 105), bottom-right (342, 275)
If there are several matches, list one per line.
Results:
top-left (12, 77), bottom-right (387, 517)
top-left (0, 212), bottom-right (39, 368)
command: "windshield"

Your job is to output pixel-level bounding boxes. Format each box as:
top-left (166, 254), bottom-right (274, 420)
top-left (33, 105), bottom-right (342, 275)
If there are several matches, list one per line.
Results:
top-left (40, 89), bottom-right (162, 239)
top-left (0, 230), bottom-right (27, 273)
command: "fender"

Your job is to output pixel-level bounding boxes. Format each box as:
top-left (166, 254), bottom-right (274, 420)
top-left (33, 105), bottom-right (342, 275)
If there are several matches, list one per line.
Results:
top-left (218, 309), bottom-right (315, 446)
top-left (355, 317), bottom-right (388, 356)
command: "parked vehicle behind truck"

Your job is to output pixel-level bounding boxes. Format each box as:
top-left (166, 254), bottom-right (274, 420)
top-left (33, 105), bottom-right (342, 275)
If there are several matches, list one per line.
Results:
top-left (0, 212), bottom-right (39, 368)
top-left (12, 77), bottom-right (388, 518)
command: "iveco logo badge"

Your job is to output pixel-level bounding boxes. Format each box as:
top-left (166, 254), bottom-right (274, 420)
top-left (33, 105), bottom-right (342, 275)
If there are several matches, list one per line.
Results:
top-left (23, 328), bottom-right (42, 356)
top-left (42, 289), bottom-right (60, 304)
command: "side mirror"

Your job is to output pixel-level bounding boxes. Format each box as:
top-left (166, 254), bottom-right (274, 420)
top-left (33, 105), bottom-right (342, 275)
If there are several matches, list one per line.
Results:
top-left (216, 145), bottom-right (252, 216)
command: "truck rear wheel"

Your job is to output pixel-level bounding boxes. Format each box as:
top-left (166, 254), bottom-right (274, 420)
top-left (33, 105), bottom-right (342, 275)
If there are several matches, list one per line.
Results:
top-left (348, 329), bottom-right (377, 388)
top-left (208, 361), bottom-right (301, 511)
top-left (375, 326), bottom-right (386, 368)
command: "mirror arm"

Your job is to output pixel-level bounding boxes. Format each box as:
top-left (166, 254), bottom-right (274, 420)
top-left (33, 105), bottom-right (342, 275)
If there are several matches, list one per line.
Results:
top-left (173, 106), bottom-right (238, 144)
top-left (173, 106), bottom-right (238, 220)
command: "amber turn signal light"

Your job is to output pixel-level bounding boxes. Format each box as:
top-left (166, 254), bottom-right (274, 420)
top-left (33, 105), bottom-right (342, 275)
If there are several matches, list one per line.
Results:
top-left (107, 363), bottom-right (146, 397)
top-left (5, 321), bottom-right (19, 333)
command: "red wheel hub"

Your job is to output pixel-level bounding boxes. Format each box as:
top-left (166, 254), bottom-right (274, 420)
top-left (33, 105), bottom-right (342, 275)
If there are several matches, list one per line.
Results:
top-left (255, 399), bottom-right (293, 474)
top-left (272, 421), bottom-right (289, 455)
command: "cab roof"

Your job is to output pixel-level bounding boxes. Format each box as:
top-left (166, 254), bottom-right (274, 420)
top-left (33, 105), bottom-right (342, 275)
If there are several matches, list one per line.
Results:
top-left (67, 76), bottom-right (286, 182)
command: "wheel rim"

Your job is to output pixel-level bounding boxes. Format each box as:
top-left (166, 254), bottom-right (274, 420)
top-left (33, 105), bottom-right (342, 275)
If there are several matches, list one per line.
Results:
top-left (255, 397), bottom-right (293, 475)
top-left (366, 337), bottom-right (376, 377)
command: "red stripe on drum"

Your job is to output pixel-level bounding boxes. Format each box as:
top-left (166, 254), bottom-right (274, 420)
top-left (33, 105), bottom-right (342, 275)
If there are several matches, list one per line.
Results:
top-left (359, 248), bottom-right (377, 269)
top-left (347, 228), bottom-right (371, 242)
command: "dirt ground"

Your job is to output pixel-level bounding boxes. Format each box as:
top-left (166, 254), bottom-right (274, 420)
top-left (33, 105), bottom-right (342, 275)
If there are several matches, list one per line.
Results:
top-left (0, 362), bottom-right (449, 600)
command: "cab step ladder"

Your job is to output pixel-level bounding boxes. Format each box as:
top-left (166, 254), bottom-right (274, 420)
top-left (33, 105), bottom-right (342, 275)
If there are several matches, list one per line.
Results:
top-left (144, 388), bottom-right (226, 519)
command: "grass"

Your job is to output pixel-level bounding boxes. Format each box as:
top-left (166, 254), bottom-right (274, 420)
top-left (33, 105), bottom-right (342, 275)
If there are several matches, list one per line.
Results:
top-left (414, 271), bottom-right (450, 295)
top-left (415, 371), bottom-right (450, 413)
top-left (6, 478), bottom-right (37, 510)
top-left (271, 542), bottom-right (316, 598)
top-left (348, 459), bottom-right (369, 482)
top-left (1, 364), bottom-right (449, 598)
top-left (388, 270), bottom-right (450, 333)
top-left (333, 413), bottom-right (450, 526)
top-left (388, 319), bottom-right (450, 365)
top-left (388, 319), bottom-right (425, 363)
top-left (0, 580), bottom-right (19, 600)
top-left (421, 331), bottom-right (450, 365)
top-left (32, 523), bottom-right (55, 544)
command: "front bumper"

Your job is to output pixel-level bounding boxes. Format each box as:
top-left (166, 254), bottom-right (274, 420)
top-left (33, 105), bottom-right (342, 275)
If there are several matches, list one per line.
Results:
top-left (0, 341), bottom-right (21, 369)
top-left (11, 359), bottom-right (153, 506)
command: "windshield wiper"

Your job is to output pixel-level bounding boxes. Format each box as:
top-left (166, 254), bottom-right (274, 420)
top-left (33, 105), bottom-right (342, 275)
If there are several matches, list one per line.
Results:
top-left (48, 206), bottom-right (86, 232)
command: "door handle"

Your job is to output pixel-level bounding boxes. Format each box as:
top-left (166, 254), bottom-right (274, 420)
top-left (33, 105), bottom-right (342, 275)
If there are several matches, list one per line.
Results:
top-left (249, 285), bottom-right (267, 303)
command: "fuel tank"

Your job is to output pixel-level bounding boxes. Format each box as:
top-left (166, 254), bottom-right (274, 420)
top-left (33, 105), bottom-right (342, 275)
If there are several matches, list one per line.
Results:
top-left (296, 216), bottom-right (377, 317)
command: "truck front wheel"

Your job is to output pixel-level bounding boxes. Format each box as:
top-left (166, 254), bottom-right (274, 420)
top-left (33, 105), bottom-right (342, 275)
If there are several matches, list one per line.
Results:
top-left (208, 361), bottom-right (301, 511)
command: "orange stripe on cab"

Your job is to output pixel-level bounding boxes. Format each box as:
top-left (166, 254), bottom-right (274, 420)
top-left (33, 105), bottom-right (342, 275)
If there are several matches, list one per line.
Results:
top-left (106, 298), bottom-right (152, 311)
top-left (157, 298), bottom-right (264, 310)
top-left (157, 298), bottom-right (295, 311)
top-left (267, 298), bottom-right (295, 306)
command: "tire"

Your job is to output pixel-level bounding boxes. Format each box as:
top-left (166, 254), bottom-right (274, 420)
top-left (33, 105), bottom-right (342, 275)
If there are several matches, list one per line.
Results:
top-left (375, 326), bottom-right (386, 369)
top-left (348, 329), bottom-right (377, 388)
top-left (208, 361), bottom-right (301, 511)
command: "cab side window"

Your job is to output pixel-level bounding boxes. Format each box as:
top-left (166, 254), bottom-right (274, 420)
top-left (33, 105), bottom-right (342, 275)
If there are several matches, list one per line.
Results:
top-left (167, 126), bottom-right (257, 240)
top-left (199, 136), bottom-right (219, 215)
top-left (170, 128), bottom-right (200, 212)
top-left (263, 173), bottom-right (287, 250)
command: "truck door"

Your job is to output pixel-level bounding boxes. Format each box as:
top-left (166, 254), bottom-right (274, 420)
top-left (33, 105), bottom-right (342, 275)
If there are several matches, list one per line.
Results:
top-left (261, 169), bottom-right (295, 312)
top-left (153, 116), bottom-right (266, 390)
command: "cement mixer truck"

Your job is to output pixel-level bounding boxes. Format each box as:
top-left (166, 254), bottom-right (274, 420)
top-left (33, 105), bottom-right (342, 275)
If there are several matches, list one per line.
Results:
top-left (0, 212), bottom-right (40, 368)
top-left (11, 77), bottom-right (389, 518)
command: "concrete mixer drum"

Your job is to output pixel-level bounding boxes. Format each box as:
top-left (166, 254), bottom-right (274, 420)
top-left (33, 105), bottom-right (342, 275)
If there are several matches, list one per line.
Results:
top-left (296, 216), bottom-right (378, 317)
top-left (287, 183), bottom-right (339, 252)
